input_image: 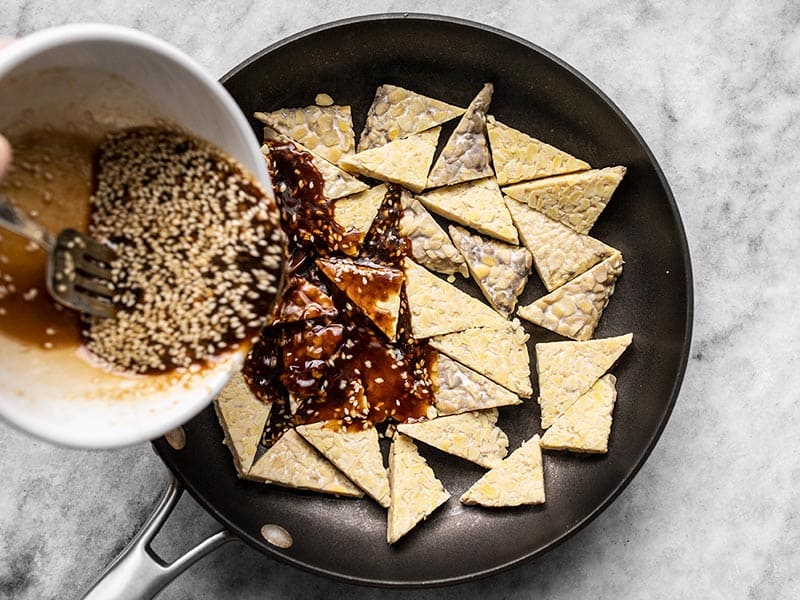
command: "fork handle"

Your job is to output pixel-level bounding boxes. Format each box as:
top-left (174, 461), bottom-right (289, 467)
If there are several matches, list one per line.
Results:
top-left (0, 194), bottom-right (55, 250)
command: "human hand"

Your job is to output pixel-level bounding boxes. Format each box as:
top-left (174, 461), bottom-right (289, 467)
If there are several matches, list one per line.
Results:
top-left (0, 37), bottom-right (14, 179)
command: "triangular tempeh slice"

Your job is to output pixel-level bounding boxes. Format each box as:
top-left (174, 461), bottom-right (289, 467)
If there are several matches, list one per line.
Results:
top-left (535, 333), bottom-right (632, 428)
top-left (429, 320), bottom-right (532, 398)
top-left (317, 257), bottom-right (403, 341)
top-left (505, 196), bottom-right (616, 291)
top-left (358, 84), bottom-right (465, 151)
top-left (517, 252), bottom-right (623, 341)
top-left (448, 225), bottom-right (532, 317)
top-left (418, 177), bottom-right (518, 244)
top-left (399, 193), bottom-right (468, 277)
top-left (432, 353), bottom-right (521, 415)
top-left (339, 128), bottom-right (440, 194)
top-left (486, 115), bottom-right (590, 186)
top-left (213, 372), bottom-right (272, 476)
top-left (426, 83), bottom-right (494, 188)
top-left (296, 422), bottom-right (390, 507)
top-left (387, 433), bottom-right (450, 544)
top-left (255, 105), bottom-right (355, 165)
top-left (503, 166), bottom-right (626, 234)
top-left (260, 129), bottom-right (367, 200)
top-left (247, 429), bottom-right (363, 497)
top-left (333, 184), bottom-right (387, 246)
top-left (397, 410), bottom-right (509, 468)
top-left (403, 258), bottom-right (507, 339)
top-left (460, 434), bottom-right (545, 507)
top-left (541, 374), bottom-right (617, 453)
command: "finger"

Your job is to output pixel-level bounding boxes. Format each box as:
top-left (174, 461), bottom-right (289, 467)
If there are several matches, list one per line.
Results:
top-left (0, 135), bottom-right (12, 179)
top-left (0, 40), bottom-right (18, 178)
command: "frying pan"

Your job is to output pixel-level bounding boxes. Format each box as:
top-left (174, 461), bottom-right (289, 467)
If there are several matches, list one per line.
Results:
top-left (82, 13), bottom-right (693, 598)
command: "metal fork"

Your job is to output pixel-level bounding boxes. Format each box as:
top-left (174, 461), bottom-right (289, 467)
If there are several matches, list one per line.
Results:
top-left (0, 195), bottom-right (118, 318)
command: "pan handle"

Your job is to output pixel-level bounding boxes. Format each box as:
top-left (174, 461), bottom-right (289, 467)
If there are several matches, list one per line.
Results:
top-left (81, 473), bottom-right (236, 600)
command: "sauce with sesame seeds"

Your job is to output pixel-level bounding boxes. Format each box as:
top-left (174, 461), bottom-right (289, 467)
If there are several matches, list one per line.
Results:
top-left (1, 127), bottom-right (287, 375)
top-left (245, 147), bottom-right (435, 444)
top-left (83, 128), bottom-right (286, 374)
top-left (359, 183), bottom-right (409, 267)
top-left (263, 139), bottom-right (360, 257)
top-left (315, 256), bottom-right (404, 340)
top-left (272, 275), bottom-right (337, 324)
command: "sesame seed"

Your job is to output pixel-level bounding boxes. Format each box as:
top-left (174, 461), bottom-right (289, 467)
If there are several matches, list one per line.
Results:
top-left (82, 128), bottom-right (285, 374)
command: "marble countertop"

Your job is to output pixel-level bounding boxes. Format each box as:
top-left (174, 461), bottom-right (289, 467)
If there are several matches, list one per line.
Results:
top-left (1, 1), bottom-right (798, 598)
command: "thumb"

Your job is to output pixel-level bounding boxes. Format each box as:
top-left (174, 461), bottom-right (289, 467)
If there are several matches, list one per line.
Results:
top-left (0, 38), bottom-right (15, 178)
top-left (0, 134), bottom-right (11, 179)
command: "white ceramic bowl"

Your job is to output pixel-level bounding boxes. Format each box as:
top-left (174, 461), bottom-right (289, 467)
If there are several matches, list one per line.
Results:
top-left (0, 24), bottom-right (272, 448)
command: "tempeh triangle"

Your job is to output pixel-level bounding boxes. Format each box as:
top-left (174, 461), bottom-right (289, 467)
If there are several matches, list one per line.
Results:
top-left (397, 409), bottom-right (509, 469)
top-left (535, 333), bottom-right (632, 428)
top-left (503, 166), bottom-right (626, 234)
top-left (255, 105), bottom-right (355, 165)
top-left (517, 252), bottom-right (623, 341)
top-left (333, 184), bottom-right (388, 246)
top-left (540, 374), bottom-right (617, 454)
top-left (486, 116), bottom-right (590, 186)
top-left (448, 225), bottom-right (531, 317)
top-left (432, 353), bottom-right (521, 415)
top-left (399, 193), bottom-right (469, 277)
top-left (247, 429), bottom-right (363, 497)
top-left (317, 257), bottom-right (403, 341)
top-left (340, 128), bottom-right (440, 194)
top-left (426, 83), bottom-right (494, 188)
top-left (387, 434), bottom-right (450, 544)
top-left (213, 372), bottom-right (272, 476)
top-left (460, 434), bottom-right (545, 507)
top-left (296, 422), bottom-right (390, 507)
top-left (358, 84), bottom-right (465, 151)
top-left (418, 176), bottom-right (518, 244)
top-left (260, 128), bottom-right (367, 200)
top-left (505, 196), bottom-right (616, 291)
top-left (403, 258), bottom-right (507, 339)
top-left (429, 320), bottom-right (532, 398)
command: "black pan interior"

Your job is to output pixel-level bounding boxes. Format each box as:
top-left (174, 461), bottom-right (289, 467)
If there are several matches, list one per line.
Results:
top-left (154, 14), bottom-right (692, 587)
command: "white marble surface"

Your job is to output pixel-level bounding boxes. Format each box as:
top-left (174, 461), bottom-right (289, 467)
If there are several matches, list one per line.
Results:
top-left (1, 1), bottom-right (799, 598)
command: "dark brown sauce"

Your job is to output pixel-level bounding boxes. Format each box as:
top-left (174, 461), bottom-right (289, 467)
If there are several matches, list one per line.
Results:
top-left (272, 275), bottom-right (337, 325)
top-left (316, 257), bottom-right (403, 341)
top-left (244, 144), bottom-right (435, 444)
top-left (262, 139), bottom-right (359, 257)
top-left (0, 130), bottom-right (94, 349)
top-left (358, 183), bottom-right (409, 267)
top-left (82, 127), bottom-right (285, 374)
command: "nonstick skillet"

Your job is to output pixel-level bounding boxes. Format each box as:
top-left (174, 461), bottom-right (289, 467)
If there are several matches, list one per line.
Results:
top-left (83, 13), bottom-right (693, 598)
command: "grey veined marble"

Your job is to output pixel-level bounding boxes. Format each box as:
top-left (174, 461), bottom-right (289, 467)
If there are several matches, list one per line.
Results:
top-left (1, 0), bottom-right (800, 598)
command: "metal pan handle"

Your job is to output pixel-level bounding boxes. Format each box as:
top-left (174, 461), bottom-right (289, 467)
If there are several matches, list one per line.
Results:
top-left (81, 474), bottom-right (235, 600)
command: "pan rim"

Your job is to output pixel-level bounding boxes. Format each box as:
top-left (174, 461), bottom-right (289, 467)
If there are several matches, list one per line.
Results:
top-left (158, 12), bottom-right (694, 588)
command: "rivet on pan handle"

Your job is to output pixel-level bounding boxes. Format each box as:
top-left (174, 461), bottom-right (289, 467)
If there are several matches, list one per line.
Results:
top-left (81, 473), bottom-right (236, 600)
